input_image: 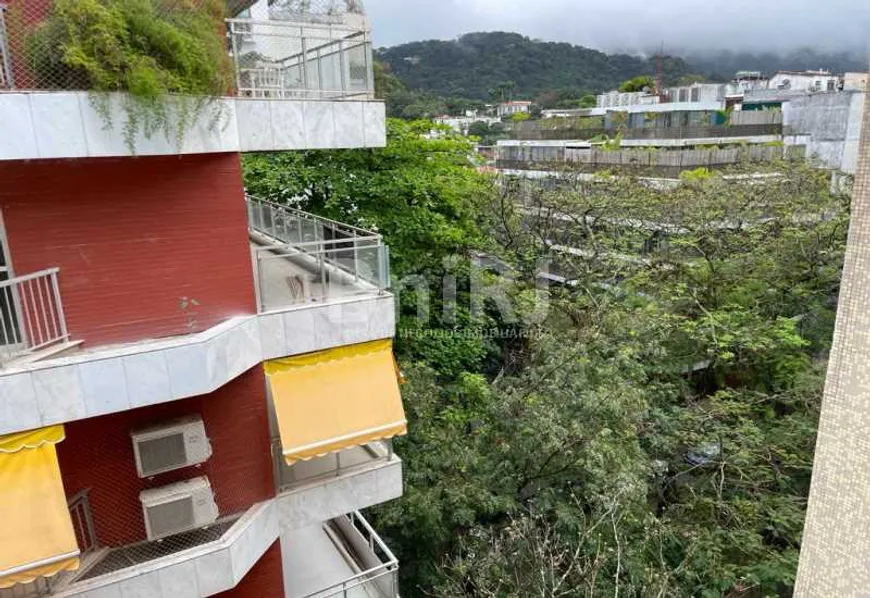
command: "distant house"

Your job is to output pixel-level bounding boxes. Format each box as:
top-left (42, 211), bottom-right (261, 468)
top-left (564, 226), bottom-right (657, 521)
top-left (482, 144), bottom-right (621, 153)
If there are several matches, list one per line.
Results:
top-left (497, 101), bottom-right (533, 117)
top-left (769, 70), bottom-right (839, 93)
top-left (844, 72), bottom-right (868, 92)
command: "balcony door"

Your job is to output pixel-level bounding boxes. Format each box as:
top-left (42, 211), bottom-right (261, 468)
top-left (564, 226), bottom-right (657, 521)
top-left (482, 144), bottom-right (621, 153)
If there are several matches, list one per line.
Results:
top-left (0, 213), bottom-right (23, 349)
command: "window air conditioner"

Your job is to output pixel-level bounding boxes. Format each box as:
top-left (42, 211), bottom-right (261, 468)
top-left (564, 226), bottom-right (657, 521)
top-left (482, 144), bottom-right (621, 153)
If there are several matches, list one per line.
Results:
top-left (131, 415), bottom-right (212, 478)
top-left (140, 476), bottom-right (219, 541)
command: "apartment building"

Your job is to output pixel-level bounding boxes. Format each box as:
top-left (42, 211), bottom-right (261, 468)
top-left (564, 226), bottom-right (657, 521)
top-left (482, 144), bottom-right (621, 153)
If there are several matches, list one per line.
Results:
top-left (0, 2), bottom-right (403, 598)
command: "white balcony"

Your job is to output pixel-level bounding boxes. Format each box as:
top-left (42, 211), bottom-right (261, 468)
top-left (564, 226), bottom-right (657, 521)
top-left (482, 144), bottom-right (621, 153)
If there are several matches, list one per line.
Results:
top-left (248, 198), bottom-right (390, 313)
top-left (0, 502), bottom-right (280, 598)
top-left (0, 204), bottom-right (395, 436)
top-left (0, 3), bottom-right (384, 160)
top-left (282, 512), bottom-right (399, 598)
top-left (274, 441), bottom-right (403, 532)
top-left (0, 268), bottom-right (74, 366)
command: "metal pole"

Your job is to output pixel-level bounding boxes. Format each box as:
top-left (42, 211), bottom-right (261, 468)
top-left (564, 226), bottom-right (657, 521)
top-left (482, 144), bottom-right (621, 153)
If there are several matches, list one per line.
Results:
top-left (353, 239), bottom-right (359, 282)
top-left (229, 22), bottom-right (242, 96)
top-left (301, 35), bottom-right (309, 93)
top-left (339, 39), bottom-right (348, 98)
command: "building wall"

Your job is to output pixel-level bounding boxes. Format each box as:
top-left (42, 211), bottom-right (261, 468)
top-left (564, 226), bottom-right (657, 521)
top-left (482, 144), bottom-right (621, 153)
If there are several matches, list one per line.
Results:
top-left (0, 154), bottom-right (256, 348)
top-left (215, 540), bottom-right (285, 598)
top-left (794, 65), bottom-right (870, 597)
top-left (56, 365), bottom-right (273, 548)
top-left (783, 91), bottom-right (866, 173)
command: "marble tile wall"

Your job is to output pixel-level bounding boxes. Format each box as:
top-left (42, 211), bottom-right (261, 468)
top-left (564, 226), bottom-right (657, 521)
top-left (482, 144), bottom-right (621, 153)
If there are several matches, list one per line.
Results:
top-left (0, 295), bottom-right (395, 435)
top-left (0, 93), bottom-right (386, 161)
top-left (50, 502), bottom-right (280, 598)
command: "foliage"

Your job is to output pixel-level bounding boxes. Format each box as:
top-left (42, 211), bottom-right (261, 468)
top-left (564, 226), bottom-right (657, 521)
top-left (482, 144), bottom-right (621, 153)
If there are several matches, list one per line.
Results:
top-left (382, 161), bottom-right (846, 597)
top-left (510, 111), bottom-right (531, 122)
top-left (26, 0), bottom-right (232, 151)
top-left (620, 75), bottom-right (656, 93)
top-left (243, 122), bottom-right (848, 596)
top-left (377, 32), bottom-right (694, 101)
top-left (243, 119), bottom-right (496, 374)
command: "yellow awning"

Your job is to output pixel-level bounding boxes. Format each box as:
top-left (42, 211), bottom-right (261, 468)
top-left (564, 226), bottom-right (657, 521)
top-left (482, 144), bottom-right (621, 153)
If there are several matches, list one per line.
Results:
top-left (266, 339), bottom-right (407, 465)
top-left (0, 426), bottom-right (80, 589)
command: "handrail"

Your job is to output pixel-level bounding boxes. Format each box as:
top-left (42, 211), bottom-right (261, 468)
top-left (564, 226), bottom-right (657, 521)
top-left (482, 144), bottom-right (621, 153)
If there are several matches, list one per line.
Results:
top-left (248, 198), bottom-right (390, 311)
top-left (297, 511), bottom-right (398, 598)
top-left (0, 267), bottom-right (60, 288)
top-left (227, 16), bottom-right (367, 36)
top-left (0, 268), bottom-right (69, 364)
top-left (248, 196), bottom-right (380, 239)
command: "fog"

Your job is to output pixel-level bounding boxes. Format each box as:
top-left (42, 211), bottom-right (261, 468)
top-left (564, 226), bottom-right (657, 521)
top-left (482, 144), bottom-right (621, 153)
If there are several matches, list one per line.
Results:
top-left (366, 0), bottom-right (869, 55)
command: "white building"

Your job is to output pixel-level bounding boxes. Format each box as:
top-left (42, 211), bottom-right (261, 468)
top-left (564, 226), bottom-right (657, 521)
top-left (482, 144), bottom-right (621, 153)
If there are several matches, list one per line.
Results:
top-left (497, 101), bottom-right (533, 117)
top-left (844, 72), bottom-right (869, 92)
top-left (769, 70), bottom-right (840, 93)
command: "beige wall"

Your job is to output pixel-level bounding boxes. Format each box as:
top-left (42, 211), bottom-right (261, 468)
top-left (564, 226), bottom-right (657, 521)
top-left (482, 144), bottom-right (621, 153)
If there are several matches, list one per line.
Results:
top-left (795, 77), bottom-right (870, 595)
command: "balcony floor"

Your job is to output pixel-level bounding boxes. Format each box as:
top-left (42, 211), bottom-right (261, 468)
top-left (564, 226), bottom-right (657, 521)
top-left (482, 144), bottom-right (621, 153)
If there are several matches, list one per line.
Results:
top-left (253, 241), bottom-right (378, 312)
top-left (284, 523), bottom-right (383, 598)
top-left (75, 517), bottom-right (240, 581)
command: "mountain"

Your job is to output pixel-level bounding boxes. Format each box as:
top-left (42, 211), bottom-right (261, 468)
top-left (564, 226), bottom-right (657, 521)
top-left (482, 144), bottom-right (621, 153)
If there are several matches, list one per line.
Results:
top-left (376, 32), bottom-right (695, 102)
top-left (376, 32), bottom-right (868, 106)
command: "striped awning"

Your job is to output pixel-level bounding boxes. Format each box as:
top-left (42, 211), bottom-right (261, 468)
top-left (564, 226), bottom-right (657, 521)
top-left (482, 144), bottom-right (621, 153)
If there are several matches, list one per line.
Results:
top-left (266, 339), bottom-right (407, 465)
top-left (0, 426), bottom-right (79, 589)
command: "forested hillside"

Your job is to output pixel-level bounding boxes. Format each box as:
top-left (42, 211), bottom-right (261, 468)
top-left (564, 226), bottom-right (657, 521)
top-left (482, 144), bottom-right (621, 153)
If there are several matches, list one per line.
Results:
top-left (376, 32), bottom-right (695, 102)
top-left (243, 123), bottom-right (849, 597)
top-left (376, 32), bottom-right (867, 112)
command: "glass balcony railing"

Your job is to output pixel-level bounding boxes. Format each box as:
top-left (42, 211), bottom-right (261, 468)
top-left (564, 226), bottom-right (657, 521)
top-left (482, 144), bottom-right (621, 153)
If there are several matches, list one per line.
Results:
top-left (227, 16), bottom-right (374, 101)
top-left (0, 0), bottom-right (374, 101)
top-left (247, 197), bottom-right (390, 312)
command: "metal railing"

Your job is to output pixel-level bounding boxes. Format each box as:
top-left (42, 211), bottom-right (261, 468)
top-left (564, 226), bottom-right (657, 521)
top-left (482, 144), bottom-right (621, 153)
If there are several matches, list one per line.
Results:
top-left (0, 4), bottom-right (12, 89)
top-left (1, 1), bottom-right (374, 101)
top-left (248, 197), bottom-right (390, 312)
top-left (0, 268), bottom-right (69, 365)
top-left (308, 511), bottom-right (399, 598)
top-left (68, 489), bottom-right (99, 557)
top-left (273, 440), bottom-right (393, 492)
top-left (227, 17), bottom-right (374, 100)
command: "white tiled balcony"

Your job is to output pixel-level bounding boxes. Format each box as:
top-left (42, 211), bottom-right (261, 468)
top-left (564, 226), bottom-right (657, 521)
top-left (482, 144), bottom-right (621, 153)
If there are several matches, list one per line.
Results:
top-left (0, 203), bottom-right (395, 436)
top-left (282, 512), bottom-right (399, 598)
top-left (274, 442), bottom-right (403, 532)
top-left (0, 4), bottom-right (385, 160)
top-left (24, 502), bottom-right (280, 598)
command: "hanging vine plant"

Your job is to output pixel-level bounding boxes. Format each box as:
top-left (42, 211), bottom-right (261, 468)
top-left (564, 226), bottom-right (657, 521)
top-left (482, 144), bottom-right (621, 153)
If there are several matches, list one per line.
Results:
top-left (26, 0), bottom-right (234, 153)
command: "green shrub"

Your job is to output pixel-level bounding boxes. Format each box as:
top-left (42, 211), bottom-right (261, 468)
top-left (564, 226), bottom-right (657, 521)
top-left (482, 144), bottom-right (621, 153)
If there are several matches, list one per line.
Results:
top-left (26, 0), bottom-right (233, 151)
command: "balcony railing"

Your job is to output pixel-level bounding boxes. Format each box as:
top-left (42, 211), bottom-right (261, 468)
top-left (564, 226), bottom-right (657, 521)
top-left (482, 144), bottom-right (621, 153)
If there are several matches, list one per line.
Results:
top-left (295, 512), bottom-right (399, 598)
top-left (273, 439), bottom-right (394, 492)
top-left (0, 268), bottom-right (69, 365)
top-left (228, 18), bottom-right (374, 100)
top-left (248, 197), bottom-right (390, 312)
top-left (1, 2), bottom-right (374, 101)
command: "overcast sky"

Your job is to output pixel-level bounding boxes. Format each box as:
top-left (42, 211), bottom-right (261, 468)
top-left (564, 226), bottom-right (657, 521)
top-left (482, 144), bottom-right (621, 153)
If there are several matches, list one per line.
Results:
top-left (365, 0), bottom-right (870, 55)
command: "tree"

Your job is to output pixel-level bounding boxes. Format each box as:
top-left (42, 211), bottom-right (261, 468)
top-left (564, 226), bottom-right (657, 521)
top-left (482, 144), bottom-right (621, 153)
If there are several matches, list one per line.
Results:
top-left (578, 94), bottom-right (597, 108)
top-left (243, 123), bottom-right (847, 597)
top-left (619, 75), bottom-right (656, 93)
top-left (243, 119), bottom-right (498, 375)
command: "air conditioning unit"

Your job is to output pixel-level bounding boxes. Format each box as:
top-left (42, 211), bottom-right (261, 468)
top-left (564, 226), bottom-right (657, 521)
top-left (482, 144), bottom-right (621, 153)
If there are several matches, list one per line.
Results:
top-left (140, 476), bottom-right (219, 541)
top-left (131, 415), bottom-right (212, 478)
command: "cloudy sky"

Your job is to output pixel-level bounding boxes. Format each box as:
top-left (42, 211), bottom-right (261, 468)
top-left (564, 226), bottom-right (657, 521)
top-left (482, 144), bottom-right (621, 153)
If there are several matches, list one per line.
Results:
top-left (365, 0), bottom-right (870, 54)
